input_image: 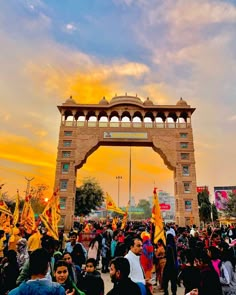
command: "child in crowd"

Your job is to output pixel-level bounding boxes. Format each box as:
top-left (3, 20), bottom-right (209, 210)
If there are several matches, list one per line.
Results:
top-left (79, 258), bottom-right (104, 295)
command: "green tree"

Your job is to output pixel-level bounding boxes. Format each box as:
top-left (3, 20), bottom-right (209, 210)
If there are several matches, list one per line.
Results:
top-left (224, 193), bottom-right (236, 217)
top-left (136, 199), bottom-right (151, 219)
top-left (75, 177), bottom-right (104, 216)
top-left (198, 189), bottom-right (211, 223)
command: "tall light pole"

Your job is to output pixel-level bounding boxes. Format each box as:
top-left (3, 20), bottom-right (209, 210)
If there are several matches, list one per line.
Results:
top-left (116, 176), bottom-right (122, 207)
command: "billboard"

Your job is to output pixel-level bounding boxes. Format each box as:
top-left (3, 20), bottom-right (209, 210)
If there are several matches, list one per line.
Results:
top-left (214, 186), bottom-right (236, 210)
top-left (158, 191), bottom-right (175, 222)
top-left (197, 186), bottom-right (209, 193)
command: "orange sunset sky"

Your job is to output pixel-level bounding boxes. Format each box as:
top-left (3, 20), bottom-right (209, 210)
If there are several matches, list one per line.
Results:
top-left (1, 1), bottom-right (236, 206)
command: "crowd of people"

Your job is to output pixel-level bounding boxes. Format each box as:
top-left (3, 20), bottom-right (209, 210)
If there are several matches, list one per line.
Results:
top-left (0, 220), bottom-right (235, 295)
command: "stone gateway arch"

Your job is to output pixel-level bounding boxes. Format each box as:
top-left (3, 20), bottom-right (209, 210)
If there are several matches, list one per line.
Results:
top-left (54, 95), bottom-right (199, 230)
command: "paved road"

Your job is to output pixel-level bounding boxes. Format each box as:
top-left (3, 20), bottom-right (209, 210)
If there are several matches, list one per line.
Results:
top-left (101, 271), bottom-right (185, 295)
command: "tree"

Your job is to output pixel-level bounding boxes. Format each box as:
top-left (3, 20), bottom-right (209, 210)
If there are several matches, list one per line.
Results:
top-left (75, 177), bottom-right (104, 216)
top-left (224, 192), bottom-right (236, 217)
top-left (136, 199), bottom-right (151, 219)
top-left (198, 189), bottom-right (211, 223)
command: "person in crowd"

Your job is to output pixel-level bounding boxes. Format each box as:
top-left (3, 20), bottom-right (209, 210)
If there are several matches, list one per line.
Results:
top-left (207, 246), bottom-right (221, 277)
top-left (16, 238), bottom-right (29, 270)
top-left (8, 227), bottom-right (21, 252)
top-left (54, 260), bottom-right (75, 294)
top-left (101, 231), bottom-right (111, 273)
top-left (27, 229), bottom-right (41, 253)
top-left (16, 235), bottom-right (56, 285)
top-left (110, 235), bottom-right (118, 260)
top-left (140, 232), bottom-right (153, 292)
top-left (210, 232), bottom-right (221, 248)
top-left (0, 230), bottom-right (6, 262)
top-left (162, 233), bottom-right (178, 295)
top-left (155, 238), bottom-right (166, 291)
top-left (107, 256), bottom-right (141, 295)
top-left (178, 249), bottom-right (200, 295)
top-left (219, 242), bottom-right (236, 295)
top-left (71, 243), bottom-right (86, 268)
top-left (79, 258), bottom-right (104, 295)
top-left (87, 234), bottom-right (102, 265)
top-left (63, 252), bottom-right (81, 284)
top-left (0, 250), bottom-right (19, 294)
top-left (9, 248), bottom-right (65, 295)
top-left (198, 250), bottom-right (222, 295)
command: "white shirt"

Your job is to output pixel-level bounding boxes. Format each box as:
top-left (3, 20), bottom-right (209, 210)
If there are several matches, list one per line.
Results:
top-left (166, 227), bottom-right (176, 237)
top-left (125, 250), bottom-right (145, 285)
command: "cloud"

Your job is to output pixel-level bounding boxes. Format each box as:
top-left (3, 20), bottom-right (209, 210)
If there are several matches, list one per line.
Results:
top-left (228, 115), bottom-right (236, 121)
top-left (64, 23), bottom-right (78, 33)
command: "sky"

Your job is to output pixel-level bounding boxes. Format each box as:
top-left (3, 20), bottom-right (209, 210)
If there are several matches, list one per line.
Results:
top-left (0, 0), bottom-right (236, 206)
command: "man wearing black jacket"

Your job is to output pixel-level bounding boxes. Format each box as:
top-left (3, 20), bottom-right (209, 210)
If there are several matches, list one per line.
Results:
top-left (107, 256), bottom-right (141, 295)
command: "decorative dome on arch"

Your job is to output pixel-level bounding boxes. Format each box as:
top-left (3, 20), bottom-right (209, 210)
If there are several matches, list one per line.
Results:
top-left (99, 96), bottom-right (109, 105)
top-left (110, 94), bottom-right (143, 105)
top-left (143, 97), bottom-right (153, 106)
top-left (64, 96), bottom-right (77, 105)
top-left (176, 97), bottom-right (188, 106)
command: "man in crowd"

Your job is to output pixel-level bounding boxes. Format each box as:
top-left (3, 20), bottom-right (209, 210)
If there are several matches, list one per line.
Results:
top-left (9, 248), bottom-right (65, 295)
top-left (107, 256), bottom-right (141, 295)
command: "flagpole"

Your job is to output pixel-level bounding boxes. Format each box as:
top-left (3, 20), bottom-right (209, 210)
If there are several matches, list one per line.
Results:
top-left (129, 146), bottom-right (132, 219)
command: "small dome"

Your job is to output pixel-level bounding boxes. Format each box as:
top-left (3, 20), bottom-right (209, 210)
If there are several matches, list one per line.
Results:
top-left (176, 97), bottom-right (188, 106)
top-left (143, 97), bottom-right (153, 106)
top-left (110, 95), bottom-right (142, 105)
top-left (99, 96), bottom-right (109, 105)
top-left (64, 96), bottom-right (76, 105)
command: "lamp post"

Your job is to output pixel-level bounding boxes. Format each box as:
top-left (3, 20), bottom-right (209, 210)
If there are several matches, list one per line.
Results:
top-left (116, 176), bottom-right (122, 207)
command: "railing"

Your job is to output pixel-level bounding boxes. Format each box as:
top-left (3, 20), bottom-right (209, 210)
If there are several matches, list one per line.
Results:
top-left (63, 121), bottom-right (191, 128)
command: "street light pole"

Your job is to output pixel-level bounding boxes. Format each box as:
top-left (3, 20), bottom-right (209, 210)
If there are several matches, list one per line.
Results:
top-left (116, 176), bottom-right (122, 207)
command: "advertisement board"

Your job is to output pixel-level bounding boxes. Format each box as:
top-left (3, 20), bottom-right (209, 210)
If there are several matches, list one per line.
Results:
top-left (214, 186), bottom-right (236, 210)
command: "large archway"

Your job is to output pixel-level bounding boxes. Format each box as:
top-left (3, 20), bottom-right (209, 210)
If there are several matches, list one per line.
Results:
top-left (54, 95), bottom-right (199, 230)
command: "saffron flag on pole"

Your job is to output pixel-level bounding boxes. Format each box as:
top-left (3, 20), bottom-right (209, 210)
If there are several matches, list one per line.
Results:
top-left (151, 188), bottom-right (166, 244)
top-left (105, 192), bottom-right (125, 215)
top-left (40, 189), bottom-right (60, 240)
top-left (13, 190), bottom-right (20, 226)
top-left (121, 200), bottom-right (130, 230)
top-left (0, 184), bottom-right (13, 217)
top-left (21, 194), bottom-right (35, 234)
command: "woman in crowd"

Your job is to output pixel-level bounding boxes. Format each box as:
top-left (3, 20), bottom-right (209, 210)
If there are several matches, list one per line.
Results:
top-left (54, 260), bottom-right (84, 295)
top-left (63, 252), bottom-right (81, 284)
top-left (87, 234), bottom-right (102, 265)
top-left (16, 238), bottom-right (29, 271)
top-left (162, 234), bottom-right (178, 295)
top-left (71, 243), bottom-right (86, 268)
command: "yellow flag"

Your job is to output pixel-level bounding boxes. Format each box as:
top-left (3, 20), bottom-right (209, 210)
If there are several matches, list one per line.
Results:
top-left (112, 217), bottom-right (118, 230)
top-left (151, 188), bottom-right (166, 244)
top-left (0, 184), bottom-right (13, 217)
top-left (121, 200), bottom-right (130, 230)
top-left (40, 189), bottom-right (60, 240)
top-left (13, 190), bottom-right (20, 226)
top-left (106, 192), bottom-right (125, 215)
top-left (21, 194), bottom-right (36, 234)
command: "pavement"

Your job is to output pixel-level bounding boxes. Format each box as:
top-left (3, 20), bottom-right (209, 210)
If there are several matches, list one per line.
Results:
top-left (100, 271), bottom-right (185, 295)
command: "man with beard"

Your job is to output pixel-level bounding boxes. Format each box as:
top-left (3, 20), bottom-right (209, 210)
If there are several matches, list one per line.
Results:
top-left (107, 256), bottom-right (141, 295)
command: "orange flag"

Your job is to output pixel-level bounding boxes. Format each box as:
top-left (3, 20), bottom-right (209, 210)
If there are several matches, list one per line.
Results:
top-left (21, 194), bottom-right (35, 234)
top-left (151, 188), bottom-right (166, 244)
top-left (40, 189), bottom-right (60, 240)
